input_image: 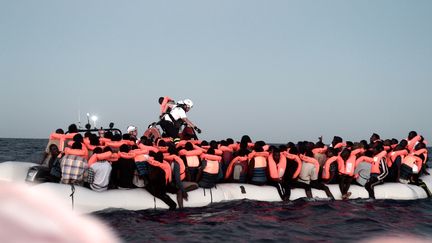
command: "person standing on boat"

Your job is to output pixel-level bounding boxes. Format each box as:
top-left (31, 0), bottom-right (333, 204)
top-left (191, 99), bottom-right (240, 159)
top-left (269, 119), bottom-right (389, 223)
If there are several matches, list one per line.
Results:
top-left (159, 99), bottom-right (201, 144)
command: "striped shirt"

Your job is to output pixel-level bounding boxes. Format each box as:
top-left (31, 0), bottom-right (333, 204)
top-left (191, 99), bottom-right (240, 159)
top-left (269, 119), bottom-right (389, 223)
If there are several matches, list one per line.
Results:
top-left (60, 154), bottom-right (88, 185)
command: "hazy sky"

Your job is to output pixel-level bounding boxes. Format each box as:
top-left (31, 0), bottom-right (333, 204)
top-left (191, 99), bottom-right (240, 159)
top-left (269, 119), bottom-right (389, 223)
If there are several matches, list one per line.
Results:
top-left (0, 0), bottom-right (431, 143)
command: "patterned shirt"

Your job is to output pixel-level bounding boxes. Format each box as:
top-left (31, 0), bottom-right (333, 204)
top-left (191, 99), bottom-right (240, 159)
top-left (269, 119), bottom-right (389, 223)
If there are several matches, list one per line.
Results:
top-left (60, 155), bottom-right (88, 185)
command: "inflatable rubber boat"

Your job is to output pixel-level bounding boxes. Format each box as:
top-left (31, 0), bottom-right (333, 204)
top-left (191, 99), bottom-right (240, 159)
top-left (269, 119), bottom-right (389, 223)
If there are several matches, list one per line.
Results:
top-left (0, 161), bottom-right (431, 213)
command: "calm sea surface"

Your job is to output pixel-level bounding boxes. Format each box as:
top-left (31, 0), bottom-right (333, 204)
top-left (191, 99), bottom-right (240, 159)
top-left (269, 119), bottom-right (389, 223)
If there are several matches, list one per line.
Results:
top-left (1, 138), bottom-right (432, 242)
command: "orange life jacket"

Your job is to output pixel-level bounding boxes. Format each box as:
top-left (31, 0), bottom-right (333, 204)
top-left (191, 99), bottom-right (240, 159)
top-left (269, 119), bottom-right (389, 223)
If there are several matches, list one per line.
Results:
top-left (201, 154), bottom-right (221, 174)
top-left (147, 158), bottom-right (172, 183)
top-left (248, 151), bottom-right (269, 169)
top-left (299, 154), bottom-right (320, 178)
top-left (322, 156), bottom-right (338, 180)
top-left (164, 154), bottom-right (186, 181)
top-left (268, 154), bottom-right (287, 181)
top-left (225, 156), bottom-right (248, 179)
top-left (88, 151), bottom-right (113, 167)
top-left (179, 149), bottom-right (202, 168)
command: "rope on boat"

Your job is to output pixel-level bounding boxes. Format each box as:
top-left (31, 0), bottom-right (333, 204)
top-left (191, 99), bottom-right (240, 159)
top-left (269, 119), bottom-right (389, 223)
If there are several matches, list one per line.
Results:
top-left (69, 184), bottom-right (75, 210)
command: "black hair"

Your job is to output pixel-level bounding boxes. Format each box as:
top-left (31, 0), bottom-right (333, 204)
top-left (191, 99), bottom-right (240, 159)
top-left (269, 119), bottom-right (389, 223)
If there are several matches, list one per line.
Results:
top-left (73, 134), bottom-right (84, 143)
top-left (93, 147), bottom-right (103, 154)
top-left (200, 140), bottom-right (209, 146)
top-left (154, 151), bottom-right (164, 163)
top-left (104, 131), bottom-right (113, 140)
top-left (185, 142), bottom-right (194, 151)
top-left (399, 139), bottom-right (408, 148)
top-left (89, 134), bottom-right (100, 146)
top-left (131, 145), bottom-right (138, 150)
top-left (119, 144), bottom-right (130, 153)
top-left (158, 140), bottom-right (167, 147)
top-left (55, 128), bottom-right (64, 134)
top-left (226, 138), bottom-right (234, 145)
top-left (168, 144), bottom-right (178, 155)
top-left (240, 135), bottom-right (252, 144)
top-left (220, 140), bottom-right (228, 147)
top-left (72, 141), bottom-right (82, 150)
top-left (340, 148), bottom-right (351, 160)
top-left (209, 140), bottom-right (219, 149)
top-left (68, 124), bottom-right (78, 133)
top-left (84, 131), bottom-right (92, 138)
top-left (112, 133), bottom-right (122, 142)
top-left (207, 148), bottom-right (215, 155)
top-left (158, 97), bottom-right (164, 104)
top-left (122, 134), bottom-right (131, 140)
top-left (408, 131), bottom-right (418, 140)
top-left (103, 146), bottom-right (112, 153)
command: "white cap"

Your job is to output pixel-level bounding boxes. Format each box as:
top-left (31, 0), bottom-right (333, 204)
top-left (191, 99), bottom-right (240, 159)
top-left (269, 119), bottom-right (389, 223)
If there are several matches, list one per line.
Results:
top-left (127, 125), bottom-right (137, 133)
top-left (183, 99), bottom-right (193, 108)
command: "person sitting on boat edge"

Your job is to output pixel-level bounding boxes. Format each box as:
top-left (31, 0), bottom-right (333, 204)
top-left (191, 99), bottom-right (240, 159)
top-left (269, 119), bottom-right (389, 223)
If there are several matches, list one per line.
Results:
top-left (197, 148), bottom-right (222, 189)
top-left (159, 98), bottom-right (201, 144)
top-left (88, 147), bottom-right (112, 192)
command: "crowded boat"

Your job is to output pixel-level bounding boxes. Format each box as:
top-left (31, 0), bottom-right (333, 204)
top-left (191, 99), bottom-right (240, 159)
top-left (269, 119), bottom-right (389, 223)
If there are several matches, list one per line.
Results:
top-left (0, 97), bottom-right (430, 212)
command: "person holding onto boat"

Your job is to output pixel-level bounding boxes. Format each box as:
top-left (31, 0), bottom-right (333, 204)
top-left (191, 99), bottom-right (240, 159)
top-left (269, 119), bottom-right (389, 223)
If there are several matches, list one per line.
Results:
top-left (146, 151), bottom-right (177, 210)
top-left (358, 143), bottom-right (388, 199)
top-left (159, 99), bottom-right (201, 144)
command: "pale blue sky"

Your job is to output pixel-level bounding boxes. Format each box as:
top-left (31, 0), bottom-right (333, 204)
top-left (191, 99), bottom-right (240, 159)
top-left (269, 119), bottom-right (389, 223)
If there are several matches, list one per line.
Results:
top-left (0, 0), bottom-right (431, 143)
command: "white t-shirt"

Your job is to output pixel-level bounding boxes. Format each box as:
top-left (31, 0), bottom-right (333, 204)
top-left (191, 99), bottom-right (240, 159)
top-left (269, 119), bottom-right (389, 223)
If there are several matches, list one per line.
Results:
top-left (163, 106), bottom-right (187, 122)
top-left (90, 161), bottom-right (112, 192)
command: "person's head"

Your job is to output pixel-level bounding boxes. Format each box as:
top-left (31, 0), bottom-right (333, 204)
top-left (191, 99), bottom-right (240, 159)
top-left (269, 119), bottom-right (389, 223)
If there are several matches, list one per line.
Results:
top-left (373, 142), bottom-right (384, 154)
top-left (415, 142), bottom-right (426, 150)
top-left (127, 126), bottom-right (137, 137)
top-left (68, 124), bottom-right (78, 133)
top-left (326, 147), bottom-right (336, 157)
top-left (370, 133), bottom-right (380, 144)
top-left (89, 134), bottom-right (100, 146)
top-left (122, 134), bottom-right (131, 141)
top-left (103, 146), bottom-right (112, 153)
top-left (315, 141), bottom-right (325, 148)
top-left (331, 136), bottom-right (343, 147)
top-left (185, 142), bottom-right (194, 151)
top-left (55, 128), bottom-right (64, 134)
top-left (346, 141), bottom-right (353, 148)
top-left (157, 139), bottom-right (167, 147)
top-left (391, 138), bottom-right (398, 145)
top-left (220, 140), bottom-right (228, 147)
top-left (399, 139), bottom-right (408, 148)
top-left (158, 97), bottom-right (164, 104)
top-left (84, 131), bottom-right (92, 138)
top-left (72, 142), bottom-right (82, 150)
top-left (49, 144), bottom-right (60, 156)
top-left (112, 133), bottom-right (122, 142)
top-left (93, 147), bottom-right (103, 154)
top-left (154, 151), bottom-right (164, 163)
top-left (340, 148), bottom-right (351, 160)
top-left (226, 138), bottom-right (234, 145)
top-left (253, 143), bottom-right (264, 152)
top-left (272, 147), bottom-right (280, 161)
top-left (104, 131), bottom-right (113, 140)
top-left (73, 134), bottom-right (84, 144)
top-left (168, 144), bottom-right (178, 155)
top-left (207, 148), bottom-right (215, 155)
top-left (240, 135), bottom-right (252, 145)
top-left (119, 144), bottom-right (130, 153)
top-left (408, 131), bottom-right (418, 140)
top-left (209, 140), bottom-right (218, 149)
top-left (182, 99), bottom-right (193, 112)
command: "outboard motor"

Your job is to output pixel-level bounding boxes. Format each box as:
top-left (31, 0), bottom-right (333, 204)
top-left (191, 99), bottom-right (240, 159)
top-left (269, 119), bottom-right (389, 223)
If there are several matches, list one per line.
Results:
top-left (25, 166), bottom-right (52, 183)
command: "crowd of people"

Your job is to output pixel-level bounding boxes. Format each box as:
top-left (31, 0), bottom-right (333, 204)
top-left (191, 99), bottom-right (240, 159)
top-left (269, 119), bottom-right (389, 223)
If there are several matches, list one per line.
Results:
top-left (39, 97), bottom-right (430, 210)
